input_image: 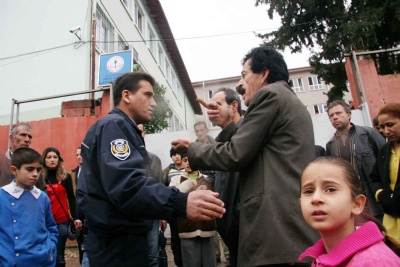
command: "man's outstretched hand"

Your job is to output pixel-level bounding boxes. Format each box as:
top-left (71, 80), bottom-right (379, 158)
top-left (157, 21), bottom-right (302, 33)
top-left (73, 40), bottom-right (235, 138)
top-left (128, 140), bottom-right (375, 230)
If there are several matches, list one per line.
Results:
top-left (186, 190), bottom-right (225, 221)
top-left (197, 97), bottom-right (220, 121)
top-left (171, 138), bottom-right (192, 154)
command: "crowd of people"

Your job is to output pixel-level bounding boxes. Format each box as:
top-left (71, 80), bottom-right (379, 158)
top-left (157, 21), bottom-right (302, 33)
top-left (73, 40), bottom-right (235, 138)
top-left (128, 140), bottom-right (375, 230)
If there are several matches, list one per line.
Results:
top-left (1, 46), bottom-right (400, 267)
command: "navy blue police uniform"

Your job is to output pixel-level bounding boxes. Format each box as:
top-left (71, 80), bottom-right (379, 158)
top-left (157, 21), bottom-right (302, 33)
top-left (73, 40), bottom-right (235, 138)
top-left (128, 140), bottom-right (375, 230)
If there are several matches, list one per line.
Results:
top-left (77, 108), bottom-right (188, 267)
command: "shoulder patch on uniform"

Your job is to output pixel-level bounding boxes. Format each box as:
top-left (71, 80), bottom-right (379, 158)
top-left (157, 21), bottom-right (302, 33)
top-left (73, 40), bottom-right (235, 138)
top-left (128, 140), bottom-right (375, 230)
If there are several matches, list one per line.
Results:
top-left (110, 139), bottom-right (130, 160)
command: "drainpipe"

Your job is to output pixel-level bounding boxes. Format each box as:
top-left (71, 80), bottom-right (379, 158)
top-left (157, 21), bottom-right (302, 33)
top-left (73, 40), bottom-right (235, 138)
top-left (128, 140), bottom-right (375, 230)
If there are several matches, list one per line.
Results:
top-left (90, 0), bottom-right (97, 98)
top-left (351, 51), bottom-right (372, 127)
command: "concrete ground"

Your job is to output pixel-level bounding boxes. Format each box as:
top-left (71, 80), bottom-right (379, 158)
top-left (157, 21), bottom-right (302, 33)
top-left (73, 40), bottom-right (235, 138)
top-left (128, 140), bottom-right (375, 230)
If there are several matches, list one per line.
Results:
top-left (65, 239), bottom-right (229, 267)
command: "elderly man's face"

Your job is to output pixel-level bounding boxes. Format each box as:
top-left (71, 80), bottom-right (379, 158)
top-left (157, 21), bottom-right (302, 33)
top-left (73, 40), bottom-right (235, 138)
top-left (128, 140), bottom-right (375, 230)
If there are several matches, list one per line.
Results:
top-left (236, 59), bottom-right (268, 107)
top-left (10, 126), bottom-right (32, 152)
top-left (194, 124), bottom-right (209, 140)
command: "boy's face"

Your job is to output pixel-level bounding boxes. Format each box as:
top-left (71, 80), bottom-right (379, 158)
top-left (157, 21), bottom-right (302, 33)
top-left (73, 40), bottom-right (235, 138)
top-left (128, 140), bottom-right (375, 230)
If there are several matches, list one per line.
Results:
top-left (183, 157), bottom-right (193, 173)
top-left (10, 162), bottom-right (43, 190)
top-left (171, 153), bottom-right (182, 165)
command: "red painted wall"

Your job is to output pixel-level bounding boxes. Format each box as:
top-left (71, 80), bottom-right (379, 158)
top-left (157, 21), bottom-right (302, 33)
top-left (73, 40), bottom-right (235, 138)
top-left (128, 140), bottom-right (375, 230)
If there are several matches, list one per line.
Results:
top-left (346, 58), bottom-right (400, 120)
top-left (0, 92), bottom-right (111, 172)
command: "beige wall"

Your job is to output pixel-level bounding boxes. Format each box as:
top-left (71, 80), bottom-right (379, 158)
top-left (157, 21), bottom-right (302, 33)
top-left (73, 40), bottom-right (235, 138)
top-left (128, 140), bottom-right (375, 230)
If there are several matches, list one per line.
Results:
top-left (192, 67), bottom-right (353, 129)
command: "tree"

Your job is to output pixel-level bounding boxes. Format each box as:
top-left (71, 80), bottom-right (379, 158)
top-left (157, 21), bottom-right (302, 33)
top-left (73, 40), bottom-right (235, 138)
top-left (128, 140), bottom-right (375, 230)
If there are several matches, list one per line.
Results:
top-left (145, 83), bottom-right (172, 134)
top-left (255, 0), bottom-right (400, 102)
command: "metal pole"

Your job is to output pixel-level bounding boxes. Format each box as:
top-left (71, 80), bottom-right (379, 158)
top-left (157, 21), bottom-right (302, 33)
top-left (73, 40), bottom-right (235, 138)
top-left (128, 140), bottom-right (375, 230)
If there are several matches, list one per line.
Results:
top-left (16, 103), bottom-right (20, 123)
top-left (8, 99), bottom-right (16, 150)
top-left (344, 47), bottom-right (400, 57)
top-left (352, 51), bottom-right (372, 127)
top-left (109, 83), bottom-right (114, 111)
top-left (14, 88), bottom-right (108, 104)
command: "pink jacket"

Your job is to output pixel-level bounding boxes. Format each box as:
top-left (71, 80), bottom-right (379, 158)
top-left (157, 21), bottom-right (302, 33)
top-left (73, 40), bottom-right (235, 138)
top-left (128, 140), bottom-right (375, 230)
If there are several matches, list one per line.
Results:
top-left (299, 221), bottom-right (400, 266)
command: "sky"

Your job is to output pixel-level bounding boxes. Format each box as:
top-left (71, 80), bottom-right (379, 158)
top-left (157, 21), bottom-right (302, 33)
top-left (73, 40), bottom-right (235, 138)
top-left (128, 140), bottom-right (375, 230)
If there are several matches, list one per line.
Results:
top-left (159, 0), bottom-right (311, 82)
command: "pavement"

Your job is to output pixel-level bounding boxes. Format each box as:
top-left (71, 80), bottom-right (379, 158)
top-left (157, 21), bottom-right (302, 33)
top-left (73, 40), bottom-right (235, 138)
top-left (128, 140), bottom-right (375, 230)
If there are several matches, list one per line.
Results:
top-left (65, 239), bottom-right (229, 267)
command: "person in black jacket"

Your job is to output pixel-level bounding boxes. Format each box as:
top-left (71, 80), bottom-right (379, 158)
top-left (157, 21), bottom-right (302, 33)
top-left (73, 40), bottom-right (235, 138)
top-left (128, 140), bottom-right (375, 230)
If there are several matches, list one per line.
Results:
top-left (370, 102), bottom-right (400, 244)
top-left (77, 72), bottom-right (225, 267)
top-left (202, 87), bottom-right (242, 267)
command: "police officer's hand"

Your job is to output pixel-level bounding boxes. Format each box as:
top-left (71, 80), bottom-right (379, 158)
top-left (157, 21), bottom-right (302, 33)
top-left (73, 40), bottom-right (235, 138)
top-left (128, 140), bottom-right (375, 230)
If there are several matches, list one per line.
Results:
top-left (171, 139), bottom-right (192, 154)
top-left (186, 190), bottom-right (225, 221)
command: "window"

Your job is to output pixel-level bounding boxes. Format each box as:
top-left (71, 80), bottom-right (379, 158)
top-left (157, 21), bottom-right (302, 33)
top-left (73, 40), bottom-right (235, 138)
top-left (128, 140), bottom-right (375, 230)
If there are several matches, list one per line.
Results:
top-left (308, 76), bottom-right (324, 90)
top-left (148, 25), bottom-right (156, 55)
top-left (314, 103), bottom-right (328, 115)
top-left (168, 114), bottom-right (183, 131)
top-left (290, 78), bottom-right (304, 93)
top-left (158, 45), bottom-right (165, 73)
top-left (134, 3), bottom-right (144, 33)
top-left (122, 0), bottom-right (132, 12)
top-left (166, 61), bottom-right (171, 84)
top-left (177, 85), bottom-right (184, 104)
top-left (96, 6), bottom-right (114, 53)
top-left (172, 73), bottom-right (178, 95)
top-left (118, 35), bottom-right (128, 51)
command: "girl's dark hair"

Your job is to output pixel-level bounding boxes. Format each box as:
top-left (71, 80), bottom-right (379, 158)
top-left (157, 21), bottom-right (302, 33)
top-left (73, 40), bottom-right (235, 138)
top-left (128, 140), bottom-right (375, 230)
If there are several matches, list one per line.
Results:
top-left (302, 157), bottom-right (363, 199)
top-left (42, 147), bottom-right (65, 181)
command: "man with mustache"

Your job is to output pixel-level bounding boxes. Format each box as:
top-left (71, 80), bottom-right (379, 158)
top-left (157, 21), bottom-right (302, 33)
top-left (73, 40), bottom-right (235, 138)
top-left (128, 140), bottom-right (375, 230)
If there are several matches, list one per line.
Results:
top-left (172, 46), bottom-right (319, 266)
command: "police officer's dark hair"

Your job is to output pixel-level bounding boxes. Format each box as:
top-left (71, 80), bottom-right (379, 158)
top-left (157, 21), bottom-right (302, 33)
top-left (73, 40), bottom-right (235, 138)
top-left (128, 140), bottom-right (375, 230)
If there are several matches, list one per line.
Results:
top-left (113, 72), bottom-right (156, 106)
top-left (242, 46), bottom-right (289, 84)
top-left (11, 147), bottom-right (43, 169)
top-left (214, 87), bottom-right (242, 114)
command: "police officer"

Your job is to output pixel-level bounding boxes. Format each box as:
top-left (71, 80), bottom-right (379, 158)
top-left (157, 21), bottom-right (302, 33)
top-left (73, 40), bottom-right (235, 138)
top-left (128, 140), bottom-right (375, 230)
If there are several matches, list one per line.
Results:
top-left (77, 72), bottom-right (225, 267)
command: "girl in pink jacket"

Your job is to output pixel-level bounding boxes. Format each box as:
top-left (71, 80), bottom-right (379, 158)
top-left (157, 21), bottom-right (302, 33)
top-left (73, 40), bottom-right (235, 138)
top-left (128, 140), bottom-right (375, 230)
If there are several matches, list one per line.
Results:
top-left (298, 157), bottom-right (400, 266)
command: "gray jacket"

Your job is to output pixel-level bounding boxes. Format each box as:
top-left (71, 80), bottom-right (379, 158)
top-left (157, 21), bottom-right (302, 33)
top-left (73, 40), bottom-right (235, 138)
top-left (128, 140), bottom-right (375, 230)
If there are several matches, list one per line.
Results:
top-left (326, 124), bottom-right (385, 216)
top-left (188, 81), bottom-right (319, 266)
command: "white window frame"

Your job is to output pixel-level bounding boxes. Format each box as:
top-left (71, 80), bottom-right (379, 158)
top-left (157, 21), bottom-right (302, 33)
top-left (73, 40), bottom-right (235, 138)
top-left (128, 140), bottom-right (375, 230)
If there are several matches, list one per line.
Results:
top-left (314, 103), bottom-right (328, 115)
top-left (148, 25), bottom-right (157, 56)
top-left (158, 45), bottom-right (165, 73)
top-left (177, 84), bottom-right (184, 104)
top-left (290, 78), bottom-right (305, 93)
top-left (118, 35), bottom-right (128, 52)
top-left (308, 76), bottom-right (324, 90)
top-left (134, 2), bottom-right (144, 33)
top-left (166, 61), bottom-right (171, 84)
top-left (96, 6), bottom-right (115, 53)
top-left (172, 73), bottom-right (178, 95)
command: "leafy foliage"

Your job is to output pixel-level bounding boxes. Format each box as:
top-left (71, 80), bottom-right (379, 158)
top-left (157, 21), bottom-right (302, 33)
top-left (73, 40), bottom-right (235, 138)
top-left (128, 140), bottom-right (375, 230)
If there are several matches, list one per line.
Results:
top-left (255, 0), bottom-right (400, 102)
top-left (145, 84), bottom-right (172, 133)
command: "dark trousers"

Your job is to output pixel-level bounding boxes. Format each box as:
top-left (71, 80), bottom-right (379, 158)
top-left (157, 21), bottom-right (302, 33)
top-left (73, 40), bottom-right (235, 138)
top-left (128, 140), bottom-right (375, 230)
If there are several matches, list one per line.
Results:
top-left (169, 217), bottom-right (183, 267)
top-left (86, 231), bottom-right (149, 267)
top-left (77, 230), bottom-right (84, 263)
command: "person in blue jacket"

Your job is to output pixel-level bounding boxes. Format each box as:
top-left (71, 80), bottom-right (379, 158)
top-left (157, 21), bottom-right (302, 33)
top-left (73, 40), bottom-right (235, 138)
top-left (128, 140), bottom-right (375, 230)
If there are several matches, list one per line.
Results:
top-left (0, 147), bottom-right (58, 267)
top-left (77, 72), bottom-right (225, 267)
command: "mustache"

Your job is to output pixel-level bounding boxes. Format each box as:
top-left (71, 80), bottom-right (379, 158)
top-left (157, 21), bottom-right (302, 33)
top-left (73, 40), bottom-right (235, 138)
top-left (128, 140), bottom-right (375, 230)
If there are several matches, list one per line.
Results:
top-left (236, 86), bottom-right (245, 96)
